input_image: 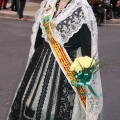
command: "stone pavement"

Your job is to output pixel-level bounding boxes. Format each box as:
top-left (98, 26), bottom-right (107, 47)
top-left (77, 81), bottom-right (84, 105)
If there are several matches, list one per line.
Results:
top-left (0, 1), bottom-right (120, 24)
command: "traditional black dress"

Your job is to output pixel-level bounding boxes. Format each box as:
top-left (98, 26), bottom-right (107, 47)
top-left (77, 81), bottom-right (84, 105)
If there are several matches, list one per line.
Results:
top-left (8, 23), bottom-right (93, 120)
top-left (8, 0), bottom-right (103, 119)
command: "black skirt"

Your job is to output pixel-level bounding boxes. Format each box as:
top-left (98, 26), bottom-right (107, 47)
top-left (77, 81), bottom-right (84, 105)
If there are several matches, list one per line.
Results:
top-left (8, 40), bottom-right (82, 120)
top-left (7, 25), bottom-right (103, 120)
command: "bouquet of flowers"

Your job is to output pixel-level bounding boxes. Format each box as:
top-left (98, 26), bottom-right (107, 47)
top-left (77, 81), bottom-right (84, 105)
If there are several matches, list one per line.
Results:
top-left (70, 56), bottom-right (99, 97)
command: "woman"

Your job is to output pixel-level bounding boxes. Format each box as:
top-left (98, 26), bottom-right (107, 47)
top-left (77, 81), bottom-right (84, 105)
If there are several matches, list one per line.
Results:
top-left (7, 0), bottom-right (103, 119)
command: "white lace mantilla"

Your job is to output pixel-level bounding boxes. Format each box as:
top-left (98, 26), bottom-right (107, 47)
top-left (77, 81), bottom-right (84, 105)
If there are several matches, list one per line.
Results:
top-left (30, 0), bottom-right (98, 58)
top-left (28, 0), bottom-right (103, 119)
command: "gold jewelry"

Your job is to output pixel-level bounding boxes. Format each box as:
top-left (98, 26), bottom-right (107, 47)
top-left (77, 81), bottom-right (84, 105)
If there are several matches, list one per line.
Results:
top-left (50, 22), bottom-right (56, 29)
top-left (59, 7), bottom-right (63, 11)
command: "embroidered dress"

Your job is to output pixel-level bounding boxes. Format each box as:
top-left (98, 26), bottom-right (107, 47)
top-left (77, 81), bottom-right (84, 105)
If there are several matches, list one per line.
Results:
top-left (7, 0), bottom-right (103, 120)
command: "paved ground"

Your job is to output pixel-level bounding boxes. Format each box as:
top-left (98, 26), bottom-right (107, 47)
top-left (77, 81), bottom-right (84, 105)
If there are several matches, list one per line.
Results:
top-left (0, 17), bottom-right (120, 120)
top-left (0, 18), bottom-right (33, 120)
top-left (98, 25), bottom-right (120, 120)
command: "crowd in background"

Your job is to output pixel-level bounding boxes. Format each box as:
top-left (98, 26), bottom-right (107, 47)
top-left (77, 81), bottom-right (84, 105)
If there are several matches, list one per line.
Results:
top-left (0, 0), bottom-right (120, 23)
top-left (0, 0), bottom-right (27, 21)
top-left (88, 0), bottom-right (120, 26)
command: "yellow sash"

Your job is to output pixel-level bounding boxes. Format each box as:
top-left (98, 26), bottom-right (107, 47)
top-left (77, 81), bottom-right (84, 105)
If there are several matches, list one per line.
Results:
top-left (43, 0), bottom-right (86, 110)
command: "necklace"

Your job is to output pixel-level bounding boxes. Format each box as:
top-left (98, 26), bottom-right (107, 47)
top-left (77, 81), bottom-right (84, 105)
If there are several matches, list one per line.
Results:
top-left (59, 7), bottom-right (64, 11)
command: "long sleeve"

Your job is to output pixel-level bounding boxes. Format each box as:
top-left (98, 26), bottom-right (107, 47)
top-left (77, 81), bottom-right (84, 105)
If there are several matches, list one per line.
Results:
top-left (79, 24), bottom-right (91, 57)
top-left (64, 24), bottom-right (91, 57)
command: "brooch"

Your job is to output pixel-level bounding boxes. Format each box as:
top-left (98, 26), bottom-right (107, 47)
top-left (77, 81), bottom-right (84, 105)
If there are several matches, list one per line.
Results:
top-left (50, 22), bottom-right (56, 29)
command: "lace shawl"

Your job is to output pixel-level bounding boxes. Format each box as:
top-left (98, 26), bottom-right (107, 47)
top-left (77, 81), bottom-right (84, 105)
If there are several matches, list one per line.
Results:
top-left (29, 0), bottom-right (98, 58)
top-left (28, 0), bottom-right (103, 119)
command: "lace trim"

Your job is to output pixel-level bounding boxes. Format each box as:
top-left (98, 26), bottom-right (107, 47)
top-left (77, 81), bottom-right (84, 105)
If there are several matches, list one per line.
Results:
top-left (41, 0), bottom-right (84, 45)
top-left (55, 7), bottom-right (86, 44)
top-left (29, 0), bottom-right (97, 56)
top-left (45, 62), bottom-right (58, 120)
top-left (36, 54), bottom-right (55, 119)
top-left (54, 49), bottom-right (77, 120)
top-left (29, 0), bottom-right (103, 118)
top-left (28, 0), bottom-right (47, 59)
top-left (54, 72), bottom-right (75, 120)
top-left (21, 47), bottom-right (47, 119)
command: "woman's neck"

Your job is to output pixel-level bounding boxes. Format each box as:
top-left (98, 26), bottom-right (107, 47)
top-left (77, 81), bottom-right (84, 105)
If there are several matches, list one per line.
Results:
top-left (55, 0), bottom-right (70, 16)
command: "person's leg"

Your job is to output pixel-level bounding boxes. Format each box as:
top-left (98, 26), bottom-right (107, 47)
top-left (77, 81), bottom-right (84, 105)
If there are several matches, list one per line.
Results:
top-left (17, 0), bottom-right (19, 14)
top-left (3, 0), bottom-right (8, 9)
top-left (106, 6), bottom-right (111, 19)
top-left (118, 7), bottom-right (120, 18)
top-left (11, 0), bottom-right (14, 11)
top-left (19, 0), bottom-right (26, 19)
top-left (11, 0), bottom-right (17, 11)
top-left (19, 0), bottom-right (23, 18)
top-left (100, 12), bottom-right (104, 23)
top-left (0, 0), bottom-right (4, 9)
top-left (14, 0), bottom-right (17, 11)
top-left (96, 13), bottom-right (101, 26)
top-left (116, 7), bottom-right (119, 18)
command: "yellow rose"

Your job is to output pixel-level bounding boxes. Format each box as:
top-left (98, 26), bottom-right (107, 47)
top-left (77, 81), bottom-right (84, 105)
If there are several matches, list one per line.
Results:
top-left (81, 56), bottom-right (95, 68)
top-left (70, 60), bottom-right (82, 72)
top-left (70, 66), bottom-right (75, 71)
top-left (70, 56), bottom-right (96, 72)
top-left (74, 65), bottom-right (82, 73)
